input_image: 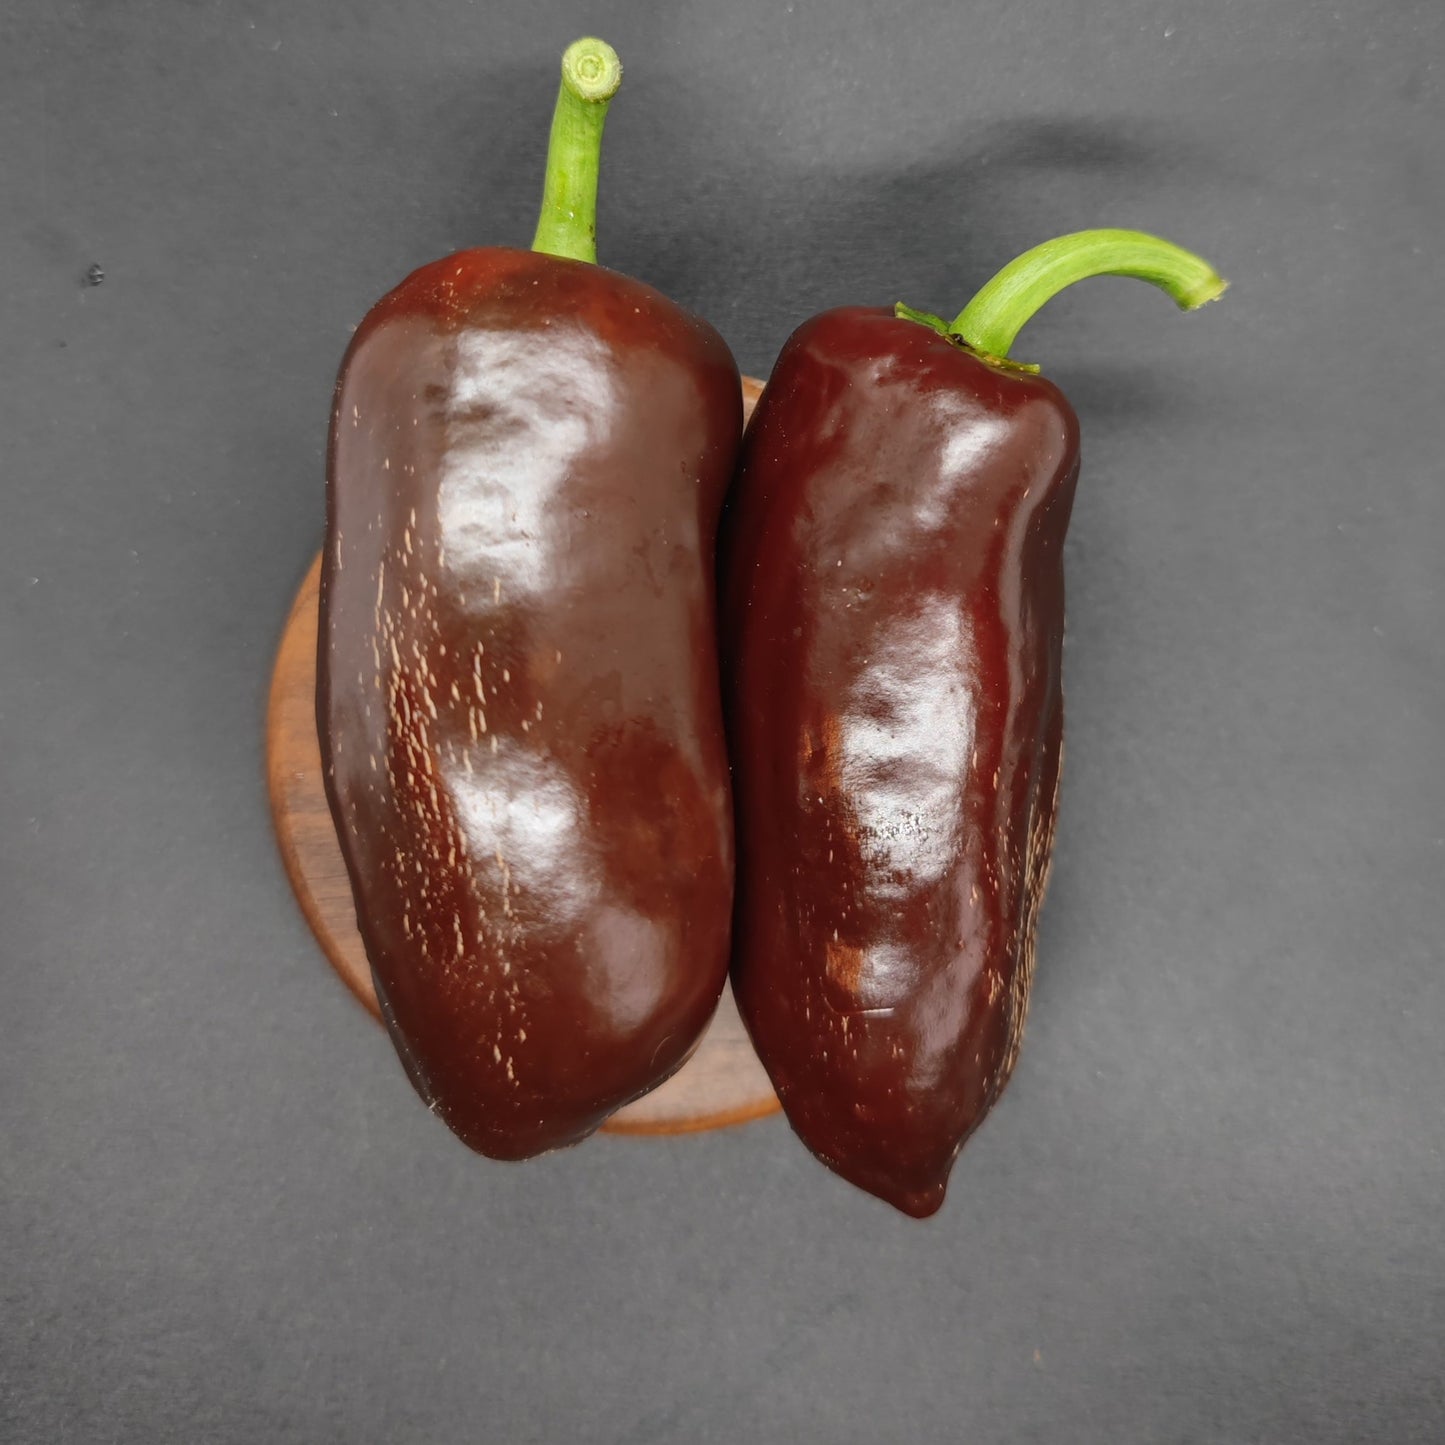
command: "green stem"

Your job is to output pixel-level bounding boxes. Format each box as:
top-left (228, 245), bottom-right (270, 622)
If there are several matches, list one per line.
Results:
top-left (916, 229), bottom-right (1226, 363)
top-left (530, 38), bottom-right (623, 264)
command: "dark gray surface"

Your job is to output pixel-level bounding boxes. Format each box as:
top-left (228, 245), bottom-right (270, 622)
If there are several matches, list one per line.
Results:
top-left (3, 1), bottom-right (1442, 1440)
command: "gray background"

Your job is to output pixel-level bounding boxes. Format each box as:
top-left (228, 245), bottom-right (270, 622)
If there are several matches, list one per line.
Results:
top-left (3, 0), bottom-right (1442, 1440)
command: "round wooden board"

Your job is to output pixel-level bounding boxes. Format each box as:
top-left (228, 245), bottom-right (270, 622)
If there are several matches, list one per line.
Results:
top-left (265, 374), bottom-right (779, 1135)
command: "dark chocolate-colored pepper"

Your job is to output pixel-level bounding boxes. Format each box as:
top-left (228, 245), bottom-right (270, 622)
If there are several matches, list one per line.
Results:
top-left (318, 40), bottom-right (741, 1158)
top-left (721, 231), bottom-right (1225, 1215)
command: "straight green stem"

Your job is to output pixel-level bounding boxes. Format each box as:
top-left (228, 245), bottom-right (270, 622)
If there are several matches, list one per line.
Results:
top-left (530, 38), bottom-right (622, 264)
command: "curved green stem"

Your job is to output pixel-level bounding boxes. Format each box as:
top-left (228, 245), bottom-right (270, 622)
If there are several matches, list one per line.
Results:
top-left (947, 229), bottom-right (1226, 361)
top-left (530, 38), bottom-right (623, 264)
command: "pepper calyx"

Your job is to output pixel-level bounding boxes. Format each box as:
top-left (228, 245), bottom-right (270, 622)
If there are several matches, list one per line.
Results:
top-left (893, 302), bottom-right (951, 336)
top-left (894, 302), bottom-right (1041, 373)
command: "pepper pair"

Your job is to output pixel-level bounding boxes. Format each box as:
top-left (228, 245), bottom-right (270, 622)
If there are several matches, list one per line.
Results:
top-left (318, 39), bottom-right (1224, 1215)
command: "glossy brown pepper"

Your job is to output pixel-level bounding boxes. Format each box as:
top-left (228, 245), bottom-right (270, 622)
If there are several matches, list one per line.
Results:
top-left (721, 307), bottom-right (1079, 1217)
top-left (319, 247), bottom-right (741, 1158)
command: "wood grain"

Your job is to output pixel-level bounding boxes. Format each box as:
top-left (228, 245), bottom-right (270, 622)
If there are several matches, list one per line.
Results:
top-left (265, 373), bottom-right (779, 1136)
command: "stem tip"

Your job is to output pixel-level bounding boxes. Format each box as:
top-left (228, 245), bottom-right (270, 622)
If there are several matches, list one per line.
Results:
top-left (561, 38), bottom-right (622, 104)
